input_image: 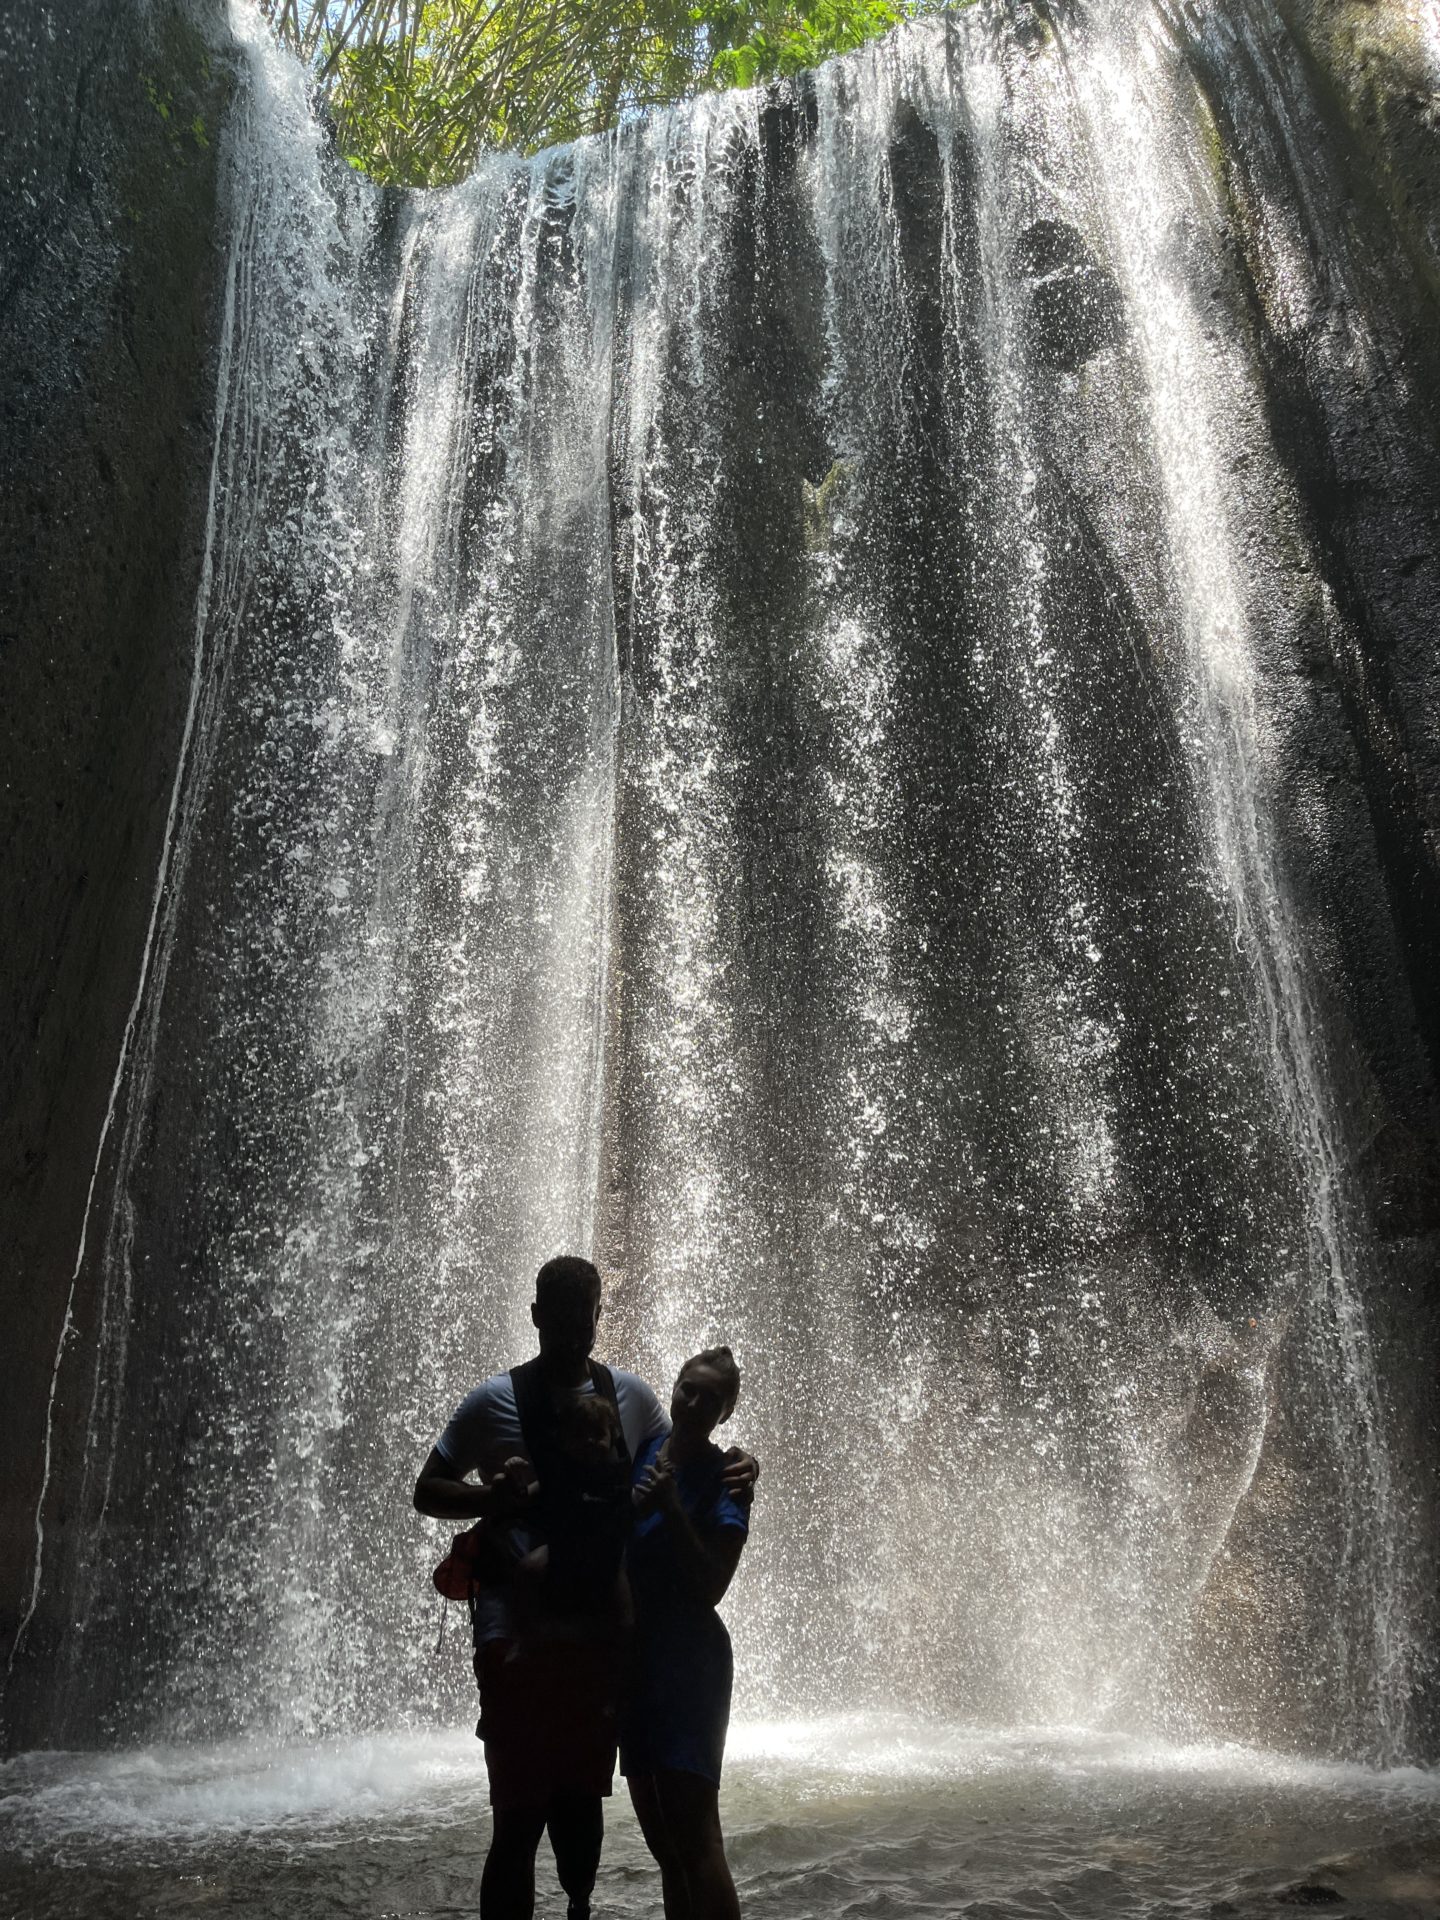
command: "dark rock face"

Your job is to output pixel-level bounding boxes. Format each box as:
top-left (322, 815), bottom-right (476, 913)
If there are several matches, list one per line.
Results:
top-left (1196, 0), bottom-right (1440, 1184)
top-left (1017, 218), bottom-right (1124, 372)
top-left (1278, 0), bottom-right (1440, 303)
top-left (1175, 0), bottom-right (1440, 1748)
top-left (0, 0), bottom-right (231, 1747)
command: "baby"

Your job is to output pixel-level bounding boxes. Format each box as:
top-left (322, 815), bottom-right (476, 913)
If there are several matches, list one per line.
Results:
top-left (435, 1395), bottom-right (631, 1633)
top-left (514, 1394), bottom-right (631, 1629)
top-left (433, 1392), bottom-right (631, 1627)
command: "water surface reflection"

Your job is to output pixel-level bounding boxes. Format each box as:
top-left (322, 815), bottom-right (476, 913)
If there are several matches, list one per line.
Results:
top-left (3, 1719), bottom-right (1437, 1918)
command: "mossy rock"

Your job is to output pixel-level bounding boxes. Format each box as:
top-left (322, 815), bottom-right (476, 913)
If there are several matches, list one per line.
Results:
top-left (801, 457), bottom-right (855, 554)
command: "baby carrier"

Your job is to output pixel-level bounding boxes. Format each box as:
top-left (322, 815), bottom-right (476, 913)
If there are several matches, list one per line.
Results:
top-left (431, 1360), bottom-right (633, 1614)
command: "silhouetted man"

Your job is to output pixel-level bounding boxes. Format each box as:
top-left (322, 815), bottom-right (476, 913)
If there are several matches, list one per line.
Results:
top-left (414, 1254), bottom-right (755, 1920)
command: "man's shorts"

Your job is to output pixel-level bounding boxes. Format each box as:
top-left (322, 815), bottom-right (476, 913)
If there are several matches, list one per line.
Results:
top-left (475, 1634), bottom-right (622, 1811)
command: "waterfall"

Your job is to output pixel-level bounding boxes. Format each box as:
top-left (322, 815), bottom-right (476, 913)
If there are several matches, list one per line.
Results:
top-left (25, 0), bottom-right (1428, 1762)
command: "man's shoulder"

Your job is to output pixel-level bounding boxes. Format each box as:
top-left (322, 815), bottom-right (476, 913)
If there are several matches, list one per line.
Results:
top-left (449, 1374), bottom-right (522, 1436)
top-left (607, 1368), bottom-right (668, 1447)
top-left (436, 1369), bottom-right (522, 1468)
top-left (606, 1367), bottom-right (660, 1402)
top-left (448, 1370), bottom-right (518, 1421)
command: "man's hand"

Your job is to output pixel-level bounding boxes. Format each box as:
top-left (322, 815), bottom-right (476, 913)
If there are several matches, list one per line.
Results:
top-left (719, 1445), bottom-right (759, 1507)
top-left (413, 1446), bottom-right (535, 1521)
top-left (490, 1456), bottom-right (538, 1516)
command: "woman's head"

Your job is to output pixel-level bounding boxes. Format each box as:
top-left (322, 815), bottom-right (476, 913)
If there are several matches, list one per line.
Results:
top-left (670, 1346), bottom-right (741, 1437)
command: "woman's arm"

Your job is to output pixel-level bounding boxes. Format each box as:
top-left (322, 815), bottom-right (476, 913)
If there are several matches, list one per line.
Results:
top-left (689, 1521), bottom-right (746, 1606)
top-left (640, 1465), bottom-right (746, 1604)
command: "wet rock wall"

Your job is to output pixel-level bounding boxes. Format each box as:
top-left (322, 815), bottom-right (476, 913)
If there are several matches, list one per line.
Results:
top-left (0, 0), bottom-right (231, 1746)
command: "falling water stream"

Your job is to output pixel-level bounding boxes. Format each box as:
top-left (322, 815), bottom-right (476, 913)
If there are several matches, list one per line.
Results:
top-left (5, 0), bottom-right (1438, 1911)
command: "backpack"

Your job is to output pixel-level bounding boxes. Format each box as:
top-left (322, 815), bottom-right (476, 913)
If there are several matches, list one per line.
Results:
top-left (432, 1521), bottom-right (495, 1602)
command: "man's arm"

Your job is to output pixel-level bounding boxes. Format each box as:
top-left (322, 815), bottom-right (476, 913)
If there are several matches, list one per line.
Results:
top-left (719, 1446), bottom-right (759, 1504)
top-left (413, 1446), bottom-right (530, 1522)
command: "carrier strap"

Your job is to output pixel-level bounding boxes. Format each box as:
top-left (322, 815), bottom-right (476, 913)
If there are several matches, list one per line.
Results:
top-left (508, 1356), bottom-right (630, 1478)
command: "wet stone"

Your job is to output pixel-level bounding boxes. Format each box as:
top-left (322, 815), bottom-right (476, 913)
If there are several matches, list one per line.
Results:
top-left (1017, 218), bottom-right (1124, 371)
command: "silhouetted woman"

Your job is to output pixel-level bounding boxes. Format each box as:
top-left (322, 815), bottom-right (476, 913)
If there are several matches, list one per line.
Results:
top-left (621, 1346), bottom-right (749, 1920)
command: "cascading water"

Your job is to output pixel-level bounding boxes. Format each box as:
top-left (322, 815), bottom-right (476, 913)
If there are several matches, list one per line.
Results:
top-left (14, 0), bottom-right (1432, 1771)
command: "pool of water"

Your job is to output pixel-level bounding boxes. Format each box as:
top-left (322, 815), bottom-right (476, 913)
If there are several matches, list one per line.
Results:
top-left (2, 1719), bottom-right (1437, 1919)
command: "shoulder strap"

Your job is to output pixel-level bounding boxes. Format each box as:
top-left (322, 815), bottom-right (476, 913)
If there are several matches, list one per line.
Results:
top-left (509, 1356), bottom-right (556, 1473)
top-left (509, 1357), bottom-right (632, 1473)
top-left (588, 1361), bottom-right (631, 1471)
top-left (587, 1359), bottom-right (617, 1409)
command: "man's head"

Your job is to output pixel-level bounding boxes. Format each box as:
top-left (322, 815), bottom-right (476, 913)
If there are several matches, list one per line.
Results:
top-left (531, 1255), bottom-right (602, 1372)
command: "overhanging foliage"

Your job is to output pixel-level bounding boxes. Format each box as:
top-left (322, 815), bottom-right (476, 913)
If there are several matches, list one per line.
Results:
top-left (262, 0), bottom-right (943, 186)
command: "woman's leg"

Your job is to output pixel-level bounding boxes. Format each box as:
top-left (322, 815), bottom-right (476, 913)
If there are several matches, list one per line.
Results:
top-left (652, 1770), bottom-right (740, 1920)
top-left (626, 1773), bottom-right (694, 1919)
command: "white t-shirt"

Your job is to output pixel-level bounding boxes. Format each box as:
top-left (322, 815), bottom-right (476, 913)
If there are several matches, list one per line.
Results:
top-left (436, 1366), bottom-right (669, 1479)
top-left (434, 1365), bottom-right (670, 1644)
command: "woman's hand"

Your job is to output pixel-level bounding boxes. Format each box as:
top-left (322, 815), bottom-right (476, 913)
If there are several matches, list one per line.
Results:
top-left (634, 1460), bottom-right (679, 1515)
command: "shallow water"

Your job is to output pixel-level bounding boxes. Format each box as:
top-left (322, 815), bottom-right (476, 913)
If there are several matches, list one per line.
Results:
top-left (3, 1719), bottom-right (1437, 1920)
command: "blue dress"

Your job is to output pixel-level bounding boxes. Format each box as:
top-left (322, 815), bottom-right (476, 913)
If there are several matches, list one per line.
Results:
top-left (619, 1436), bottom-right (750, 1785)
